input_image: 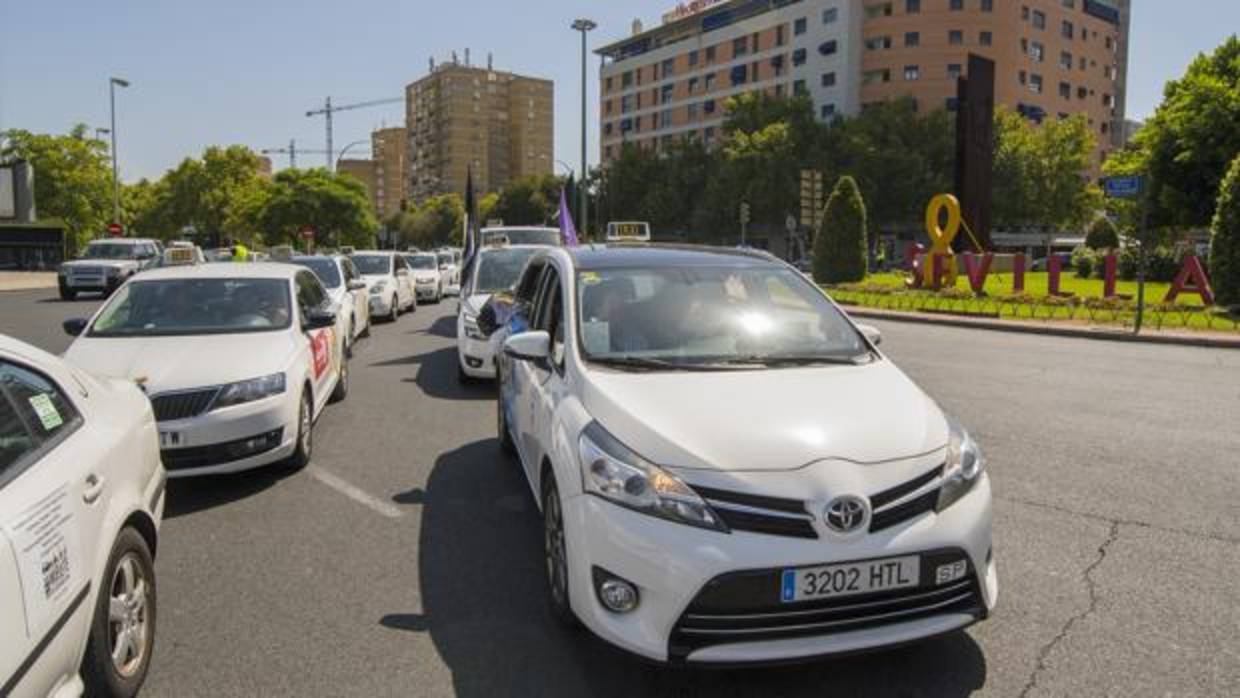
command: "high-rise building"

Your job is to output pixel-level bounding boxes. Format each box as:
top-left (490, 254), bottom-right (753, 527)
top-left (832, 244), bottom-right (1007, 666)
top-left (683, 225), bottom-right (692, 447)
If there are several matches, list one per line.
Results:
top-left (597, 0), bottom-right (1129, 169)
top-left (256, 156), bottom-right (274, 180)
top-left (337, 158), bottom-right (377, 214)
top-left (371, 127), bottom-right (407, 220)
top-left (406, 59), bottom-right (554, 202)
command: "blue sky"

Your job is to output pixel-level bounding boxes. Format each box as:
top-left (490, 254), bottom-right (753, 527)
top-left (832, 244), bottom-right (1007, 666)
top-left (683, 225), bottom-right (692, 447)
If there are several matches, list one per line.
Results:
top-left (1, 0), bottom-right (1236, 182)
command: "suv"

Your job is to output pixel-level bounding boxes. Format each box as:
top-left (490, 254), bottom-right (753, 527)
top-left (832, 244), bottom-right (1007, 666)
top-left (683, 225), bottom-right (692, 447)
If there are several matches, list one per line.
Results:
top-left (58, 239), bottom-right (162, 300)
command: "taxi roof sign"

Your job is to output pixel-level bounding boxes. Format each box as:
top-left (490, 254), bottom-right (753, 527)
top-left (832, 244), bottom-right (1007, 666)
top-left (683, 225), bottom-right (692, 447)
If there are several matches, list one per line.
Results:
top-left (606, 221), bottom-right (651, 242)
top-left (162, 247), bottom-right (199, 266)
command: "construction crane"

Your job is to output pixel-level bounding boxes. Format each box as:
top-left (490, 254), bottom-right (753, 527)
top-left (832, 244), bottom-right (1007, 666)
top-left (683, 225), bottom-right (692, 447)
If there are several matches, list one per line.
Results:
top-left (261, 139), bottom-right (373, 170)
top-left (305, 96), bottom-right (402, 171)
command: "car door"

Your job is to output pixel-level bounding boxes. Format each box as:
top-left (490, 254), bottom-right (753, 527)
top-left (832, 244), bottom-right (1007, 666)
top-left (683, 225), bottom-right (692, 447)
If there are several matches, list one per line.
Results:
top-left (0, 359), bottom-right (98, 697)
top-left (525, 264), bottom-right (570, 481)
top-left (294, 273), bottom-right (337, 414)
top-left (393, 256), bottom-right (413, 307)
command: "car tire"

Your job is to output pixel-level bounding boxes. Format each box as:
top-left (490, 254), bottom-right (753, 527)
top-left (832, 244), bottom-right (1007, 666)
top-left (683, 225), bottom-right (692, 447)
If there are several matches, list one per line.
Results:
top-left (542, 476), bottom-right (579, 629)
top-left (389, 296), bottom-right (399, 322)
top-left (496, 375), bottom-right (516, 455)
top-left (359, 317), bottom-right (371, 338)
top-left (59, 286), bottom-right (76, 301)
top-left (286, 390), bottom-right (313, 470)
top-left (330, 356), bottom-right (349, 403)
top-left (81, 526), bottom-right (157, 698)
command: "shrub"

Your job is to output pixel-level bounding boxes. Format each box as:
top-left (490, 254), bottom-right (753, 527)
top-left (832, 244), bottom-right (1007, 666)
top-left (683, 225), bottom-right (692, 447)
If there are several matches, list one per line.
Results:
top-left (813, 176), bottom-right (868, 284)
top-left (1084, 217), bottom-right (1120, 250)
top-left (1210, 153), bottom-right (1240, 306)
top-left (1070, 245), bottom-right (1095, 278)
top-left (1117, 245), bottom-right (1183, 282)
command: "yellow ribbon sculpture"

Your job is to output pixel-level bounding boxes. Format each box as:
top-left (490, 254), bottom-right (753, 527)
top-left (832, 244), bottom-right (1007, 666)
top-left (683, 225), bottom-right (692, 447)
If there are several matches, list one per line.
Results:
top-left (922, 194), bottom-right (962, 288)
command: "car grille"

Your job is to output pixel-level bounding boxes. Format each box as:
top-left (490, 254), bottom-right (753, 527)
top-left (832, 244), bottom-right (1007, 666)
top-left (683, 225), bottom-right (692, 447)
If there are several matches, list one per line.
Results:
top-left (691, 485), bottom-right (817, 539)
top-left (668, 549), bottom-right (984, 662)
top-left (868, 465), bottom-right (943, 533)
top-left (150, 388), bottom-right (220, 422)
top-left (161, 428), bottom-right (284, 471)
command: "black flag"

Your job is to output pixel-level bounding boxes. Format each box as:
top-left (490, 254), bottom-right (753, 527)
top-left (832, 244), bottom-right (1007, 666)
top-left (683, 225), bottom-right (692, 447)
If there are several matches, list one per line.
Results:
top-left (462, 166), bottom-right (479, 273)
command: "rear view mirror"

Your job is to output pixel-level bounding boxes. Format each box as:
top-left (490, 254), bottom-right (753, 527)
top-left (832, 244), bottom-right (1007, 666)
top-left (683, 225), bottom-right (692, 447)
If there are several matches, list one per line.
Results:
top-left (63, 318), bottom-right (88, 336)
top-left (504, 331), bottom-right (550, 361)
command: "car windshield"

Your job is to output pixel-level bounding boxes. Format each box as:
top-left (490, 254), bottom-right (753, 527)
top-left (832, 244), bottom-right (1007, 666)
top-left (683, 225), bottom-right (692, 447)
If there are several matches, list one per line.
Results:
top-left (437, 253), bottom-right (453, 267)
top-left (409, 255), bottom-right (438, 270)
top-left (352, 254), bottom-right (392, 275)
top-left (82, 243), bottom-right (138, 260)
top-left (472, 248), bottom-right (538, 294)
top-left (89, 278), bottom-right (292, 336)
top-left (576, 266), bottom-right (868, 366)
top-left (484, 229), bottom-right (561, 246)
top-left (293, 258), bottom-right (341, 289)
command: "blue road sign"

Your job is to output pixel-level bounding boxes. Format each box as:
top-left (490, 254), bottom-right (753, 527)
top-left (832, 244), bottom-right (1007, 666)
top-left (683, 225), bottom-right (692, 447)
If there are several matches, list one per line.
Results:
top-left (1103, 176), bottom-right (1144, 199)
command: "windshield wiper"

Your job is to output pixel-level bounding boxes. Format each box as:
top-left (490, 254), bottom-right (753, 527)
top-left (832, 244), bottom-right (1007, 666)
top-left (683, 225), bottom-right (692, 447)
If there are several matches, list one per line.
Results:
top-left (589, 356), bottom-right (741, 372)
top-left (711, 354), bottom-right (868, 367)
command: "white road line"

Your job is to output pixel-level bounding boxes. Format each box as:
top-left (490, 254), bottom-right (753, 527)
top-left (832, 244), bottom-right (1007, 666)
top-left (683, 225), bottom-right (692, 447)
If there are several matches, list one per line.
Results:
top-left (308, 466), bottom-right (404, 519)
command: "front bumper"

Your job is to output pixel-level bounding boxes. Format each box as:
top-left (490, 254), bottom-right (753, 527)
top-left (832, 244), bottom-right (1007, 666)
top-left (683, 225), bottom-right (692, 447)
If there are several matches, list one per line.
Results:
top-left (457, 333), bottom-right (499, 378)
top-left (369, 293), bottom-right (395, 316)
top-left (561, 474), bottom-right (995, 665)
top-left (414, 281), bottom-right (439, 299)
top-left (156, 393), bottom-right (298, 478)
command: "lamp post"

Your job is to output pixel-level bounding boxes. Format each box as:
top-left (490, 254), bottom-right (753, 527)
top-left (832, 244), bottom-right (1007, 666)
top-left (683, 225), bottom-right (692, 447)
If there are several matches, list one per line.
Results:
top-left (571, 18), bottom-right (596, 237)
top-left (334, 139), bottom-right (369, 171)
top-left (94, 127), bottom-right (111, 142)
top-left (108, 77), bottom-right (130, 229)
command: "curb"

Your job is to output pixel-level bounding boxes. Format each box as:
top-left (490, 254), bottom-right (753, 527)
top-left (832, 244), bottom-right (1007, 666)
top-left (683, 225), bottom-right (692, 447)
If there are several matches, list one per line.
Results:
top-left (843, 306), bottom-right (1240, 350)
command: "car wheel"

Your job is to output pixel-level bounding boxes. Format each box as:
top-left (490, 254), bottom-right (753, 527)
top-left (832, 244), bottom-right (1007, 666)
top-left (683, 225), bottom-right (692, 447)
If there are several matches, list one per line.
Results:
top-left (330, 356), bottom-right (349, 403)
top-left (59, 286), bottom-right (76, 301)
top-left (81, 527), bottom-right (156, 698)
top-left (389, 296), bottom-right (399, 322)
top-left (542, 476), bottom-right (578, 628)
top-left (286, 390), bottom-right (313, 469)
top-left (345, 318), bottom-right (355, 358)
top-left (497, 375), bottom-right (516, 455)
top-left (359, 317), bottom-right (371, 338)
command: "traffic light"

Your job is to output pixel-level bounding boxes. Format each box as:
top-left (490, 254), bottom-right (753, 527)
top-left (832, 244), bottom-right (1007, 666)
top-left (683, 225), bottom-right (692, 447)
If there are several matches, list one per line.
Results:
top-left (739, 201), bottom-right (751, 226)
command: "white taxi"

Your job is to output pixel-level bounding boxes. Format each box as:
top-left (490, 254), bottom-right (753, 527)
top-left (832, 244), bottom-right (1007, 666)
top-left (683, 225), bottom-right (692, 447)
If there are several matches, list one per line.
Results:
top-left (61, 257), bottom-right (348, 478)
top-left (496, 245), bottom-right (996, 665)
top-left (351, 251), bottom-right (416, 322)
top-left (403, 252), bottom-right (444, 303)
top-left (291, 254), bottom-right (371, 349)
top-left (1, 335), bottom-right (164, 698)
top-left (456, 244), bottom-right (544, 382)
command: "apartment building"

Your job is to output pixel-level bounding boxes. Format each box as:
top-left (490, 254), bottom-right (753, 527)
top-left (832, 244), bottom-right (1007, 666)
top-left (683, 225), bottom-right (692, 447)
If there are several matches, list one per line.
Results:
top-left (406, 60), bottom-right (554, 202)
top-left (597, 0), bottom-right (863, 162)
top-left (337, 158), bottom-right (377, 214)
top-left (597, 0), bottom-right (1129, 167)
top-left (371, 127), bottom-right (407, 220)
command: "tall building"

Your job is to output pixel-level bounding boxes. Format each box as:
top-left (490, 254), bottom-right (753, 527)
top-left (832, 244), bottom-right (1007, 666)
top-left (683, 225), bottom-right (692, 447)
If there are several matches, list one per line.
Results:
top-left (256, 156), bottom-right (274, 179)
top-left (597, 0), bottom-right (1129, 168)
top-left (371, 127), bottom-right (407, 220)
top-left (337, 158), bottom-right (377, 215)
top-left (406, 59), bottom-right (554, 202)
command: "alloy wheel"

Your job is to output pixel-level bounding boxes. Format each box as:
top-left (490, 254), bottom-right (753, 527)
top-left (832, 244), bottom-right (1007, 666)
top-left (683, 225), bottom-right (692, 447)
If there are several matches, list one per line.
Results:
top-left (544, 485), bottom-right (568, 608)
top-left (107, 553), bottom-right (150, 678)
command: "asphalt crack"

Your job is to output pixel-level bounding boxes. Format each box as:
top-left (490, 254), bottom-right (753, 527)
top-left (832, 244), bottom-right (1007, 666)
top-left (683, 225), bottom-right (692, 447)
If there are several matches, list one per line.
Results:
top-left (998, 494), bottom-right (1240, 546)
top-left (1017, 520), bottom-right (1121, 698)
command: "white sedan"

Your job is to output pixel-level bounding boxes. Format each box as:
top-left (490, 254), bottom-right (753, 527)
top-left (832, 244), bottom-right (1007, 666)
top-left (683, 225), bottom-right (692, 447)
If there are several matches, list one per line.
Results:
top-left (403, 252), bottom-right (443, 303)
top-left (496, 245), bottom-right (996, 665)
top-left (456, 244), bottom-right (544, 381)
top-left (0, 335), bottom-right (164, 698)
top-left (351, 251), bottom-right (416, 322)
top-left (62, 262), bottom-right (348, 478)
top-left (291, 254), bottom-right (371, 349)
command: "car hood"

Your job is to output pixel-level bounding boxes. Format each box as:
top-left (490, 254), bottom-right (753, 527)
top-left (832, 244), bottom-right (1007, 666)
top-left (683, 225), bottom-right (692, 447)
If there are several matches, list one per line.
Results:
top-left (62, 259), bottom-right (135, 270)
top-left (64, 333), bottom-right (299, 394)
top-left (580, 359), bottom-right (947, 472)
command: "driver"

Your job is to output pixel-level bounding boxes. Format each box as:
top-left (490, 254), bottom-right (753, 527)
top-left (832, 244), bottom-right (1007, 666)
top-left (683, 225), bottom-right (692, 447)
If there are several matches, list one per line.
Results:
top-left (250, 283), bottom-right (289, 326)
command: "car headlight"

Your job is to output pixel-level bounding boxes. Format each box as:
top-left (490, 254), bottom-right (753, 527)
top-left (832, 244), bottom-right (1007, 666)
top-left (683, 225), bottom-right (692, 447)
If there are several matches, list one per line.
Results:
top-left (211, 373), bottom-right (286, 410)
top-left (578, 421), bottom-right (726, 532)
top-left (937, 417), bottom-right (985, 512)
top-left (461, 312), bottom-right (486, 340)
top-left (369, 281), bottom-right (386, 295)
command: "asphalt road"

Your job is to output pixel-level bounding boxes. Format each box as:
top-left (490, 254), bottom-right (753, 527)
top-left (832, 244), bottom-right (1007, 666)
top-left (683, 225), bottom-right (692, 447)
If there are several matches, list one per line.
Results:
top-left (2, 288), bottom-right (1238, 697)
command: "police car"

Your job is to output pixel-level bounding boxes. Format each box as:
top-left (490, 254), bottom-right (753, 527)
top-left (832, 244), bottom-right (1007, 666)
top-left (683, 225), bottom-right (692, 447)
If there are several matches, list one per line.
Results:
top-left (456, 242), bottom-right (546, 382)
top-left (60, 249), bottom-right (349, 478)
top-left (1, 335), bottom-right (164, 698)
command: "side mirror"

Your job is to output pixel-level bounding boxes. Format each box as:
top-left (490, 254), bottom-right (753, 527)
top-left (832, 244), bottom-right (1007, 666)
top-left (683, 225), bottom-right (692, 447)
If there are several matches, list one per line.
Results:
top-left (856, 323), bottom-right (882, 346)
top-left (503, 330), bottom-right (550, 361)
top-left (63, 318), bottom-right (88, 336)
top-left (347, 279), bottom-right (367, 291)
top-left (303, 307), bottom-right (337, 330)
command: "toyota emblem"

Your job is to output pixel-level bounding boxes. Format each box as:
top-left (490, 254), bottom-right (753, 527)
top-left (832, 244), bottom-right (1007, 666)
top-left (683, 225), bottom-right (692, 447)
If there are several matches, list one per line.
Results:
top-left (823, 495), bottom-right (869, 534)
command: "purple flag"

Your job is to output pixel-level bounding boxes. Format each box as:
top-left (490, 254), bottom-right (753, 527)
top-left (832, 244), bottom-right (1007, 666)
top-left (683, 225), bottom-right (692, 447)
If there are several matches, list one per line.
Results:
top-left (558, 187), bottom-right (579, 247)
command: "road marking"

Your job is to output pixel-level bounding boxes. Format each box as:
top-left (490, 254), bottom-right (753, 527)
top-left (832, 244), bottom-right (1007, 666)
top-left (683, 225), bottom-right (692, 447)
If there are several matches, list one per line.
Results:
top-left (308, 466), bottom-right (403, 519)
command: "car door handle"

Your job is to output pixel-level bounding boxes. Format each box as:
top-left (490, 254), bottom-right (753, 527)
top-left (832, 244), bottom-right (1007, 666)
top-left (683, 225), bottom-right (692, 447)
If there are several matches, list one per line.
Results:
top-left (83, 474), bottom-right (106, 504)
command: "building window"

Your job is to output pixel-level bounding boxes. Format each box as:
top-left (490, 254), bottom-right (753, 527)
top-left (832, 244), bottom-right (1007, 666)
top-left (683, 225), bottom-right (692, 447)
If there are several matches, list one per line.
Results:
top-left (688, 102), bottom-right (700, 121)
top-left (662, 58), bottom-right (675, 77)
top-left (705, 73), bottom-right (716, 90)
top-left (821, 104), bottom-right (836, 119)
top-left (906, 0), bottom-right (920, 13)
top-left (949, 0), bottom-right (962, 9)
top-left (689, 50), bottom-right (699, 66)
top-left (1059, 81), bottom-right (1071, 98)
top-left (819, 40), bottom-right (838, 55)
top-left (704, 99), bottom-right (716, 114)
top-left (660, 109), bottom-right (673, 128)
top-left (1062, 20), bottom-right (1073, 39)
top-left (1032, 10), bottom-right (1045, 29)
top-left (604, 146), bottom-right (612, 159)
top-left (730, 65), bottom-right (748, 86)
top-left (1062, 0), bottom-right (1075, 7)
top-left (822, 71), bottom-right (836, 87)
top-left (904, 65), bottom-right (920, 81)
top-left (865, 2), bottom-right (893, 18)
top-left (776, 25), bottom-right (785, 46)
top-left (621, 71), bottom-right (633, 88)
top-left (605, 77), bottom-right (613, 91)
top-left (605, 99), bottom-right (613, 115)
top-left (981, 0), bottom-right (992, 10)
top-left (1077, 86), bottom-right (1087, 99)
top-left (949, 30), bottom-right (963, 45)
top-left (688, 77), bottom-right (699, 93)
top-left (621, 95), bottom-right (634, 112)
top-left (705, 46), bottom-right (717, 62)
top-left (733, 37), bottom-right (749, 57)
top-left (1102, 93), bottom-right (1113, 107)
top-left (660, 84), bottom-right (674, 104)
top-left (793, 79), bottom-right (808, 95)
top-left (946, 97), bottom-right (959, 110)
top-left (792, 48), bottom-right (807, 66)
top-left (604, 122), bottom-right (613, 136)
top-left (1030, 41), bottom-right (1044, 62)
top-left (1105, 36), bottom-right (1114, 51)
top-left (862, 69), bottom-right (890, 85)
top-left (705, 126), bottom-right (716, 142)
top-left (1060, 51), bottom-right (1073, 69)
top-left (865, 36), bottom-right (892, 50)
top-left (905, 31), bottom-right (920, 47)
top-left (794, 17), bottom-right (808, 35)
top-left (948, 63), bottom-right (963, 80)
top-left (823, 7), bottom-right (838, 24)
top-left (1030, 73), bottom-right (1043, 94)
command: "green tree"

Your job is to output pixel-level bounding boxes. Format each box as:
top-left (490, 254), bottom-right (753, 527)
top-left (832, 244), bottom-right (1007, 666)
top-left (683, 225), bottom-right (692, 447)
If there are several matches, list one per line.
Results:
top-left (813, 176), bottom-right (868, 283)
top-left (140, 145), bottom-right (270, 245)
top-left (1117, 36), bottom-right (1240, 227)
top-left (402, 194), bottom-right (464, 248)
top-left (489, 174), bottom-right (561, 225)
top-left (1084, 216), bottom-right (1120, 250)
top-left (1210, 153), bottom-right (1240, 306)
top-left (1, 125), bottom-right (112, 250)
top-left (259, 168), bottom-right (378, 248)
top-left (992, 109), bottom-right (1101, 233)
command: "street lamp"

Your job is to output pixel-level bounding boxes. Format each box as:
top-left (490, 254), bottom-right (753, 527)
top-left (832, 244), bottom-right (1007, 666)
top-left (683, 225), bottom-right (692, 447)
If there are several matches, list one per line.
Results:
top-left (94, 127), bottom-right (111, 142)
top-left (334, 139), bottom-right (370, 171)
top-left (571, 18), bottom-right (596, 237)
top-left (108, 77), bottom-right (130, 229)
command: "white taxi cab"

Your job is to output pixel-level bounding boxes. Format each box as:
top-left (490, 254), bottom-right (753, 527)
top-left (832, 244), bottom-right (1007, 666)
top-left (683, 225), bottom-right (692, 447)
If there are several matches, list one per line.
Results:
top-left (456, 243), bottom-right (545, 382)
top-left (351, 251), bottom-right (415, 322)
top-left (496, 245), bottom-right (995, 666)
top-left (1, 335), bottom-right (164, 698)
top-left (403, 252), bottom-right (444, 303)
top-left (61, 252), bottom-right (348, 478)
top-left (291, 254), bottom-right (371, 349)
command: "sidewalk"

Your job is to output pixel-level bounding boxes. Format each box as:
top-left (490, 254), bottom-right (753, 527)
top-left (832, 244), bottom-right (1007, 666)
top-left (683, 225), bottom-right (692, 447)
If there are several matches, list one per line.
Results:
top-left (844, 305), bottom-right (1240, 350)
top-left (0, 271), bottom-right (58, 292)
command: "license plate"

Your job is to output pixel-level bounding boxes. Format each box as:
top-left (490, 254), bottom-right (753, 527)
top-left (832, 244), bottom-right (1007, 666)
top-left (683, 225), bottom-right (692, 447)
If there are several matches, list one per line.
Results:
top-left (781, 555), bottom-right (920, 603)
top-left (159, 431), bottom-right (183, 448)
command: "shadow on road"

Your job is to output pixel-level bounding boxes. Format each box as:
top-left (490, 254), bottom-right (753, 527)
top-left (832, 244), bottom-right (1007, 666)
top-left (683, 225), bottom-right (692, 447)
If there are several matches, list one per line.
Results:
top-left (370, 346), bottom-right (492, 401)
top-left (418, 313), bottom-right (457, 339)
top-left (388, 439), bottom-right (989, 698)
top-left (164, 466), bottom-right (294, 518)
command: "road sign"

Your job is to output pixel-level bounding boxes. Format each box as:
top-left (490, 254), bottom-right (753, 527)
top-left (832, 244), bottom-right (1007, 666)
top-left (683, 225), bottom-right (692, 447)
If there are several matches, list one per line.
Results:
top-left (1103, 176), bottom-right (1143, 199)
top-left (300, 227), bottom-right (315, 240)
top-left (107, 222), bottom-right (123, 237)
